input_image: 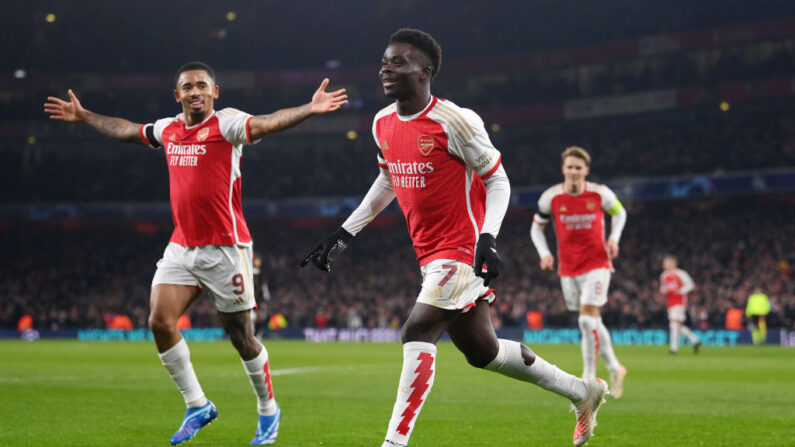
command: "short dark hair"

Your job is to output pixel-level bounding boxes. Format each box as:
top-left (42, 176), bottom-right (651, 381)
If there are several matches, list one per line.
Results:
top-left (390, 28), bottom-right (442, 79)
top-left (175, 61), bottom-right (216, 85)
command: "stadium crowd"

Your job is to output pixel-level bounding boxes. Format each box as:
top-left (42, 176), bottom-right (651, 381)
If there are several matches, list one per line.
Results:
top-left (2, 196), bottom-right (793, 332)
top-left (4, 36), bottom-right (793, 123)
top-left (5, 102), bottom-right (795, 204)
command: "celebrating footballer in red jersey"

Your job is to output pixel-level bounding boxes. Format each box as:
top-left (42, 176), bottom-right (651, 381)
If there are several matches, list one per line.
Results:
top-left (45, 62), bottom-right (347, 445)
top-left (302, 29), bottom-right (608, 447)
top-left (531, 146), bottom-right (628, 399)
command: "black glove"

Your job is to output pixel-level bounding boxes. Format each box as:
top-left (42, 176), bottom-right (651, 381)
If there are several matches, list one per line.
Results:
top-left (300, 227), bottom-right (353, 272)
top-left (473, 233), bottom-right (501, 286)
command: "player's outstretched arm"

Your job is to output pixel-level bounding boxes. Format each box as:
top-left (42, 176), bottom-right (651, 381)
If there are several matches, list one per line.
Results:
top-left (44, 89), bottom-right (145, 144)
top-left (248, 78), bottom-right (347, 140)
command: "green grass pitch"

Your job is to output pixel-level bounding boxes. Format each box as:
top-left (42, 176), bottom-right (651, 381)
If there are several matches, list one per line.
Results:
top-left (1, 340), bottom-right (793, 446)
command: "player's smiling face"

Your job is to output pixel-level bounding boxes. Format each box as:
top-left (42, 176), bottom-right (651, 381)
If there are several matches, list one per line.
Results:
top-left (562, 156), bottom-right (589, 186)
top-left (174, 70), bottom-right (219, 123)
top-left (380, 42), bottom-right (430, 100)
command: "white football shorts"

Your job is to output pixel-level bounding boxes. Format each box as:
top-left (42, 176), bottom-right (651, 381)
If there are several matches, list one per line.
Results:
top-left (560, 268), bottom-right (611, 311)
top-left (152, 242), bottom-right (256, 313)
top-left (416, 259), bottom-right (496, 312)
top-left (667, 304), bottom-right (687, 322)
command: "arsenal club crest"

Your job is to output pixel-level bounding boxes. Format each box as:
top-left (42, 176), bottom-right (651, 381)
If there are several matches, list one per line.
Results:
top-left (197, 128), bottom-right (210, 142)
top-left (418, 135), bottom-right (434, 156)
top-left (586, 200), bottom-right (596, 211)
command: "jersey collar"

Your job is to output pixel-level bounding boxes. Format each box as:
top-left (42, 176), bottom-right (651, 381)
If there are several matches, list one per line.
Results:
top-left (396, 96), bottom-right (436, 122)
top-left (179, 110), bottom-right (217, 129)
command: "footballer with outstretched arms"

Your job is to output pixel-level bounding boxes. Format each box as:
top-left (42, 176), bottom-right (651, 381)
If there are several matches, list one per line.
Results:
top-left (660, 255), bottom-right (702, 353)
top-left (530, 147), bottom-right (628, 399)
top-left (45, 62), bottom-right (347, 446)
top-left (301, 29), bottom-right (608, 447)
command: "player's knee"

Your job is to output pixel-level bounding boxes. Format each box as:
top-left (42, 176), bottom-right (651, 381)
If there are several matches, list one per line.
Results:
top-left (148, 313), bottom-right (176, 335)
top-left (400, 324), bottom-right (420, 343)
top-left (401, 320), bottom-right (436, 343)
top-left (461, 340), bottom-right (499, 369)
top-left (580, 305), bottom-right (601, 318)
top-left (465, 351), bottom-right (494, 369)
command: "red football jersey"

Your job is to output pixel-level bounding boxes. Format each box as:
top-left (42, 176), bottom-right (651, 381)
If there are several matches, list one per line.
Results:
top-left (534, 182), bottom-right (618, 277)
top-left (660, 269), bottom-right (694, 308)
top-left (372, 97), bottom-right (502, 266)
top-left (140, 108), bottom-right (257, 247)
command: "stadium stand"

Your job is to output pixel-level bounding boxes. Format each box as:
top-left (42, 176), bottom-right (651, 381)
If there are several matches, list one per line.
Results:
top-left (1, 196), bottom-right (792, 331)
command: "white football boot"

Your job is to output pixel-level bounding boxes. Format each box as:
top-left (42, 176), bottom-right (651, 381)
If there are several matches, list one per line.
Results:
top-left (571, 378), bottom-right (609, 446)
top-left (609, 365), bottom-right (627, 400)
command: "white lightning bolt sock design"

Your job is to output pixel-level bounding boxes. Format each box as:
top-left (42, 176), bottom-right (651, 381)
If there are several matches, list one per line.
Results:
top-left (383, 342), bottom-right (437, 446)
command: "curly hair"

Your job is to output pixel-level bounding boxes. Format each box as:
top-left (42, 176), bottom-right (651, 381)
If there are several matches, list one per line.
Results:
top-left (175, 61), bottom-right (216, 85)
top-left (390, 28), bottom-right (442, 79)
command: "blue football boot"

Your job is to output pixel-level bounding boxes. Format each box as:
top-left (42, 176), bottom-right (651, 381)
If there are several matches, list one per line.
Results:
top-left (250, 405), bottom-right (281, 445)
top-left (170, 400), bottom-right (218, 445)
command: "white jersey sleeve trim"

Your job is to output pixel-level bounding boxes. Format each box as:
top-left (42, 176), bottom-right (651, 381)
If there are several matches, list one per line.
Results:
top-left (341, 170), bottom-right (396, 235)
top-left (534, 184), bottom-right (561, 224)
top-left (218, 107), bottom-right (258, 145)
top-left (608, 206), bottom-right (627, 242)
top-left (591, 182), bottom-right (625, 242)
top-left (530, 220), bottom-right (553, 259)
top-left (595, 182), bottom-right (619, 210)
top-left (431, 100), bottom-right (502, 178)
top-left (678, 269), bottom-right (695, 295)
top-left (481, 164), bottom-right (510, 237)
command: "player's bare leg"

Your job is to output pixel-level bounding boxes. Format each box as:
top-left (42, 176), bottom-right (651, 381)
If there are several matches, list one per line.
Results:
top-left (381, 304), bottom-right (457, 447)
top-left (150, 284), bottom-right (216, 444)
top-left (218, 310), bottom-right (280, 445)
top-left (150, 284), bottom-right (201, 352)
top-left (448, 302), bottom-right (607, 446)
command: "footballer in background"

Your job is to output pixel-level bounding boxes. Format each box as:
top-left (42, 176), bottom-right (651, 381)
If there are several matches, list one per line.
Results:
top-left (531, 146), bottom-right (628, 399)
top-left (660, 255), bottom-right (702, 354)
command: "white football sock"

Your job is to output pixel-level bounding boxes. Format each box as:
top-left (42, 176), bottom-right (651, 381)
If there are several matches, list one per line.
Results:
top-left (383, 342), bottom-right (437, 447)
top-left (241, 341), bottom-right (278, 416)
top-left (669, 321), bottom-right (681, 352)
top-left (595, 317), bottom-right (621, 375)
top-left (485, 339), bottom-right (587, 402)
top-left (680, 325), bottom-right (699, 344)
top-left (578, 315), bottom-right (599, 379)
top-left (158, 338), bottom-right (207, 408)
